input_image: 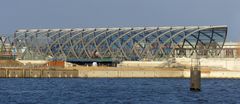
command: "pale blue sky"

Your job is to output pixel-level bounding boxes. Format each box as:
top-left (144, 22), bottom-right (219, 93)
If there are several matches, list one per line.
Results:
top-left (0, 0), bottom-right (239, 41)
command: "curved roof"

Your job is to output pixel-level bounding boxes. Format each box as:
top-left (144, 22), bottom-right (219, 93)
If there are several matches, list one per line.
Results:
top-left (14, 25), bottom-right (227, 61)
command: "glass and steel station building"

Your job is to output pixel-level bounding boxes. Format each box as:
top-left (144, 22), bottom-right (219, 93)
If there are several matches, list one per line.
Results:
top-left (12, 25), bottom-right (228, 63)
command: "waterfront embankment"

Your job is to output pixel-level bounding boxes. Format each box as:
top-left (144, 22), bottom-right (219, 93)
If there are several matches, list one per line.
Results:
top-left (0, 67), bottom-right (240, 78)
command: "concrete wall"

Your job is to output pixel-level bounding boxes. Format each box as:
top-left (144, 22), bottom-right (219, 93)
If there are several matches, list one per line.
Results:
top-left (77, 70), bottom-right (240, 78)
top-left (78, 70), bottom-right (183, 78)
top-left (118, 61), bottom-right (168, 68)
top-left (0, 69), bottom-right (78, 78)
top-left (16, 60), bottom-right (48, 65)
top-left (176, 58), bottom-right (240, 70)
top-left (1, 68), bottom-right (240, 78)
top-left (118, 58), bottom-right (240, 70)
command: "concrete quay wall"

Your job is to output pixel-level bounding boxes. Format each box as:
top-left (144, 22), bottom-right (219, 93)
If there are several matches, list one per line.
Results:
top-left (0, 69), bottom-right (78, 78)
top-left (1, 69), bottom-right (240, 78)
top-left (78, 70), bottom-right (240, 78)
top-left (78, 70), bottom-right (183, 78)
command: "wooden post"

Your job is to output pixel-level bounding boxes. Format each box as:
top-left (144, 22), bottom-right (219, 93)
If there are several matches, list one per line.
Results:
top-left (5, 69), bottom-right (8, 78)
top-left (22, 69), bottom-right (25, 78)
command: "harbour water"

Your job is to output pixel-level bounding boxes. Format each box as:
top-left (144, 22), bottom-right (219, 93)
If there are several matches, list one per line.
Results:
top-left (0, 78), bottom-right (240, 104)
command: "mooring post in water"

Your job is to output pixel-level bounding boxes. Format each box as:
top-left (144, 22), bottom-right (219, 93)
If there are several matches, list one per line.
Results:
top-left (190, 53), bottom-right (201, 91)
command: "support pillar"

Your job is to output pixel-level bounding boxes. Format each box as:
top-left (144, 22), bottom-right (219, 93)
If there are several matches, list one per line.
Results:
top-left (190, 53), bottom-right (201, 91)
top-left (190, 67), bottom-right (201, 91)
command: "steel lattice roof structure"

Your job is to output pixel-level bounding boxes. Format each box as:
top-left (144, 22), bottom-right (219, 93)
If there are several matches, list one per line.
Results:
top-left (13, 25), bottom-right (227, 61)
top-left (0, 36), bottom-right (12, 53)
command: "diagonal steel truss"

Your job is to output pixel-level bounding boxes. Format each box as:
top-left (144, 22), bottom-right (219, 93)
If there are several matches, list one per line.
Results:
top-left (13, 26), bottom-right (227, 61)
top-left (0, 35), bottom-right (12, 53)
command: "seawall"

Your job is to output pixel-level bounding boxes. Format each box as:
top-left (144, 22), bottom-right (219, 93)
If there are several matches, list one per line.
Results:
top-left (0, 68), bottom-right (240, 78)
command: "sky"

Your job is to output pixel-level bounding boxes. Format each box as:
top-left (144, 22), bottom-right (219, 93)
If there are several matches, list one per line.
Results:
top-left (0, 0), bottom-right (239, 41)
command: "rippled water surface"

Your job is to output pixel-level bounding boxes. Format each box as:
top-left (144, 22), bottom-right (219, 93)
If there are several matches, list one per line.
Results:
top-left (0, 78), bottom-right (240, 104)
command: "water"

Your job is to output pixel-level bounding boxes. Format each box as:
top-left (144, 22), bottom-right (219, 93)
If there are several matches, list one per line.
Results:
top-left (0, 78), bottom-right (240, 104)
